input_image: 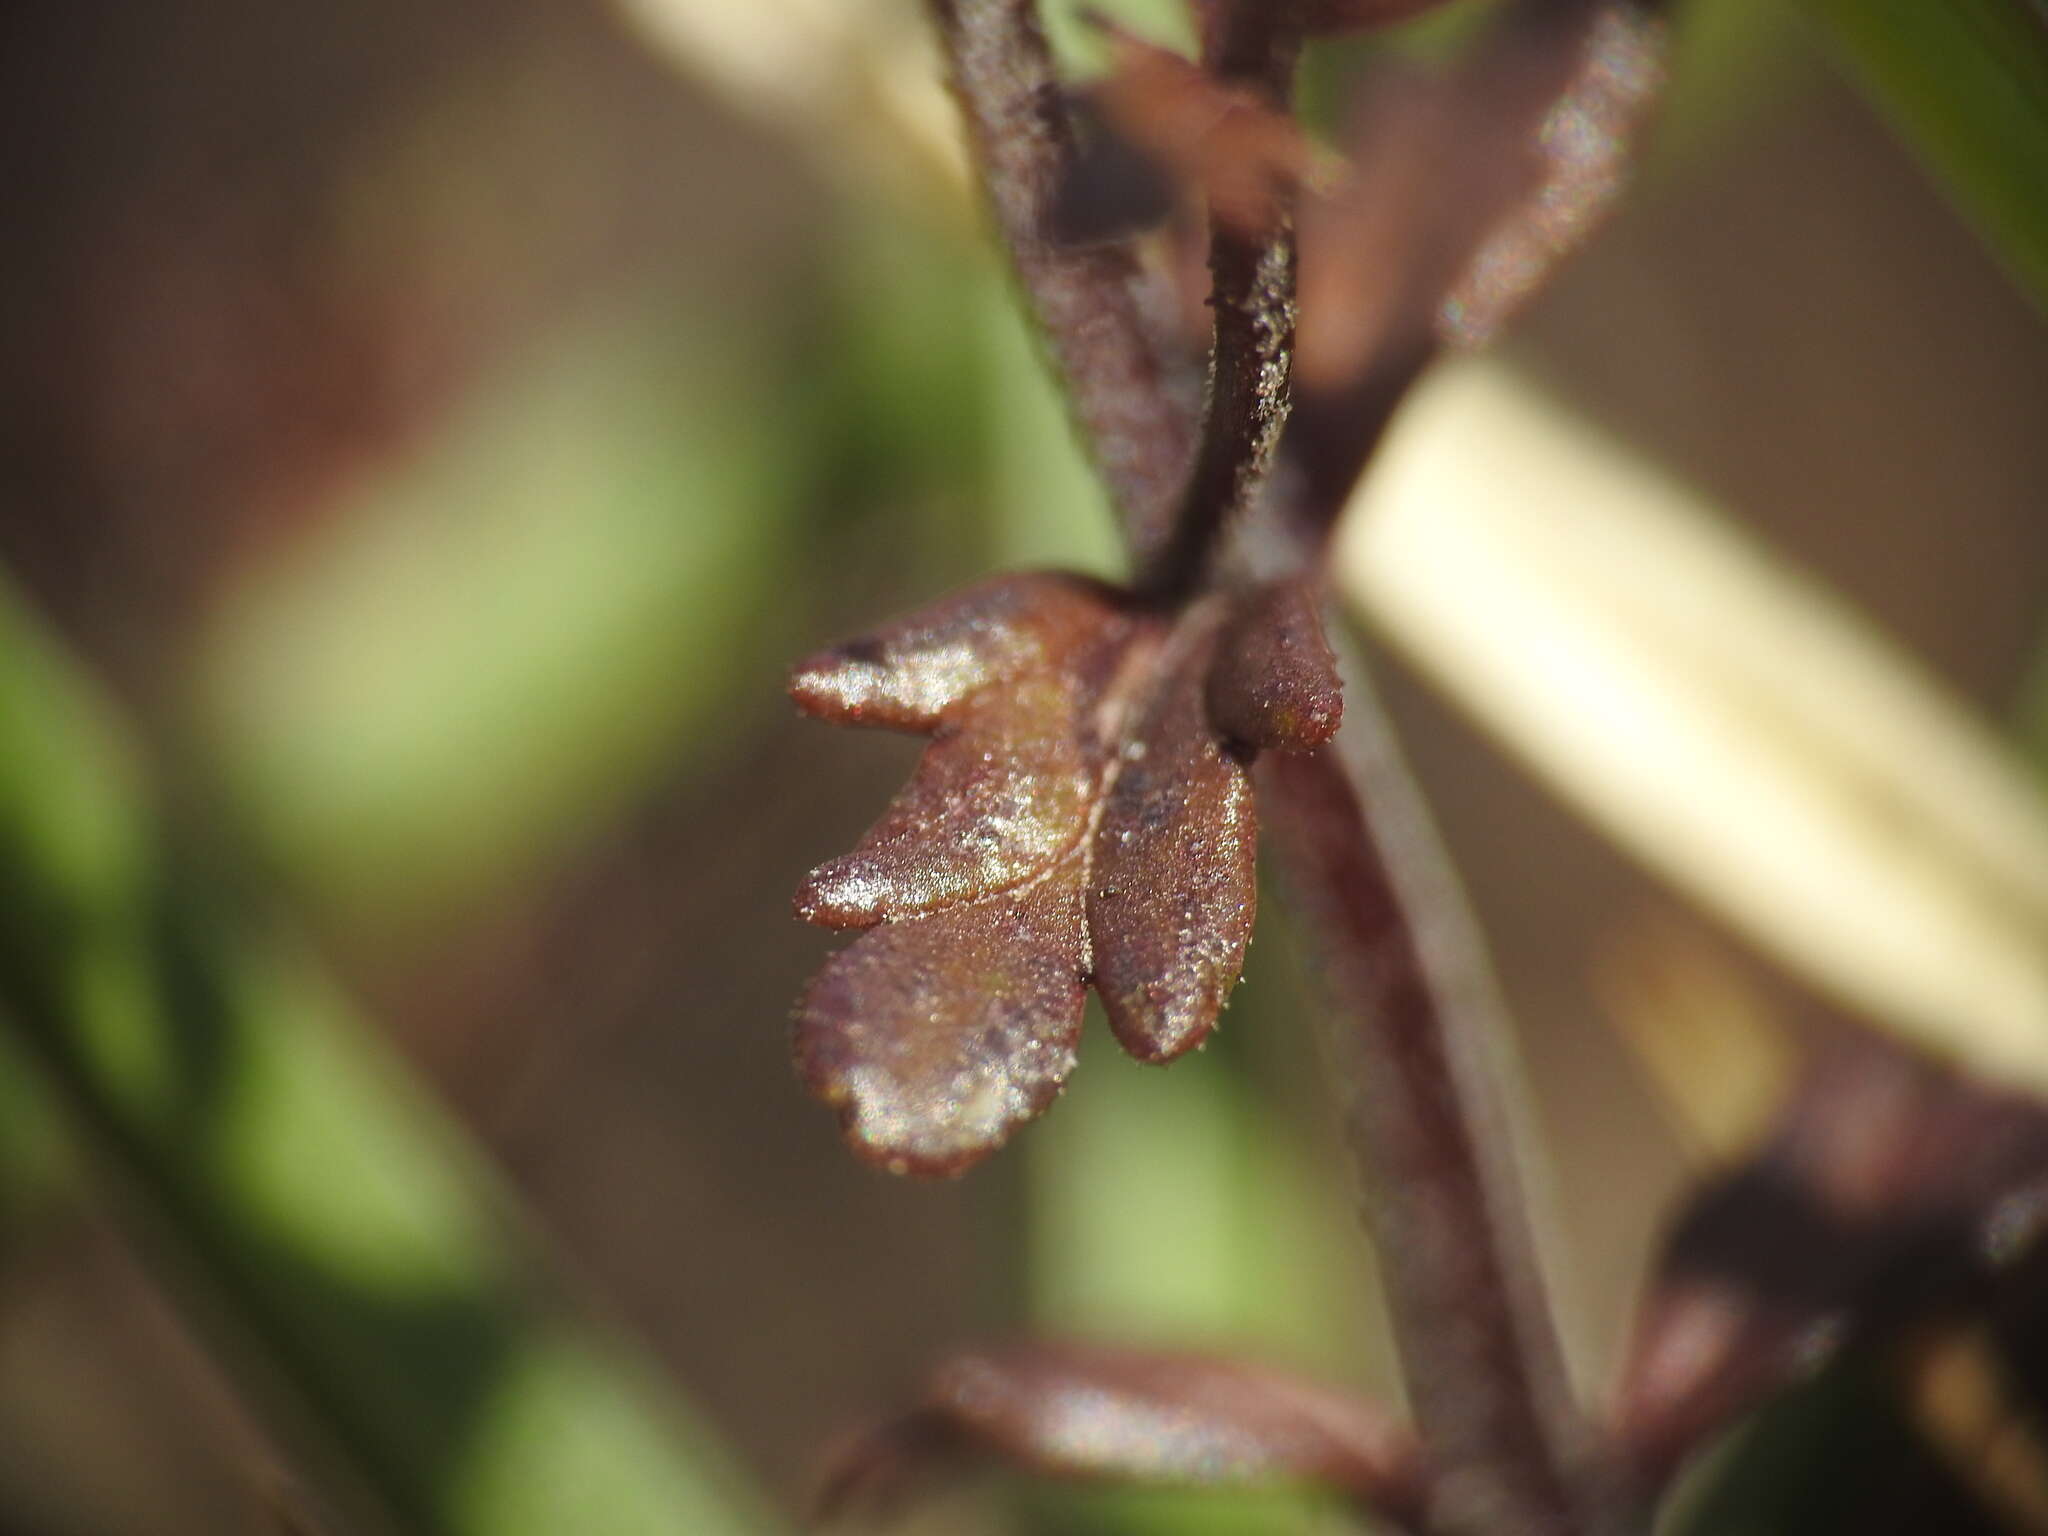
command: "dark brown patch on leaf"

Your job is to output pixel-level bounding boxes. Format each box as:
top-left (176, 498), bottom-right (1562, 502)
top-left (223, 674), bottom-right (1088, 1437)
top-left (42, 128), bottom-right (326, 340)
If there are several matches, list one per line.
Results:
top-left (1090, 622), bottom-right (1257, 1063)
top-left (1206, 578), bottom-right (1343, 753)
top-left (815, 1340), bottom-right (1423, 1524)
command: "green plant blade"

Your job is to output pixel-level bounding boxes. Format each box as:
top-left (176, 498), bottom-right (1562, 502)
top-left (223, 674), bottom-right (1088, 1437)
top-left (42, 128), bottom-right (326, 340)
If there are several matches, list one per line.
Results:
top-left (0, 574), bottom-right (783, 1536)
top-left (1800, 0), bottom-right (2048, 310)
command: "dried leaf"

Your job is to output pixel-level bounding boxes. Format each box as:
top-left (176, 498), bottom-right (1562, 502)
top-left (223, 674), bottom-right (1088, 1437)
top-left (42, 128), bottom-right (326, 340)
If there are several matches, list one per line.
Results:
top-left (815, 1341), bottom-right (1423, 1525)
top-left (792, 572), bottom-right (1342, 1174)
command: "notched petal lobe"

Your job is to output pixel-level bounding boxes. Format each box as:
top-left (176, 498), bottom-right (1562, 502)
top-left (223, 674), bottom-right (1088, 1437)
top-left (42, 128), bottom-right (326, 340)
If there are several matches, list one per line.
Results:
top-left (795, 850), bottom-right (1090, 1178)
top-left (1090, 626), bottom-right (1257, 1064)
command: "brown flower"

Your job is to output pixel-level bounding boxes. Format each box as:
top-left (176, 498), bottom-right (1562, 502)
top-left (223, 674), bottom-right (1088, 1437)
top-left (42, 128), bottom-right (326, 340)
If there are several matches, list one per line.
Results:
top-left (791, 569), bottom-right (1341, 1175)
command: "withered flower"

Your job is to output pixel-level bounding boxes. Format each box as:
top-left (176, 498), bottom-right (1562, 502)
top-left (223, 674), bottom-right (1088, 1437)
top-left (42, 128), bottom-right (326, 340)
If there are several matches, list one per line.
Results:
top-left (791, 570), bottom-right (1340, 1176)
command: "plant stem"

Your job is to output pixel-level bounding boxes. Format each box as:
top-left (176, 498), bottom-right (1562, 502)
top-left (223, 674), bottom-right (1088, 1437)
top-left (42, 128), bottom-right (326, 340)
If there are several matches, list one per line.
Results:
top-left (928, 0), bottom-right (1197, 564)
top-left (1289, 0), bottom-right (1668, 539)
top-left (1262, 652), bottom-right (1593, 1536)
top-left (1141, 4), bottom-right (1304, 600)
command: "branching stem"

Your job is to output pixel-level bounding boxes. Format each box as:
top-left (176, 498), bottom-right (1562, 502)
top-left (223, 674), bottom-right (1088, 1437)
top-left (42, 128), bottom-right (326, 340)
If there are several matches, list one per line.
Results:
top-left (928, 0), bottom-right (1197, 563)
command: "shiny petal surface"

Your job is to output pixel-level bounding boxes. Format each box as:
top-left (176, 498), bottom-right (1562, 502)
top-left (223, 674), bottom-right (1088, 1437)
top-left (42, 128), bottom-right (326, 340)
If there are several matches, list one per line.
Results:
top-left (1090, 633), bottom-right (1257, 1063)
top-left (1205, 578), bottom-right (1344, 753)
top-left (816, 1341), bottom-right (1423, 1525)
top-left (793, 565), bottom-right (1282, 1172)
top-left (797, 680), bottom-right (1096, 928)
top-left (789, 571), bottom-right (1123, 732)
top-left (794, 852), bottom-right (1089, 1177)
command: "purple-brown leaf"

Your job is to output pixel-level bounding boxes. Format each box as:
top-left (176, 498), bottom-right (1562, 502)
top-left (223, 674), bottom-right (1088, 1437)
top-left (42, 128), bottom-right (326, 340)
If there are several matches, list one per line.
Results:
top-left (1090, 624), bottom-right (1257, 1063)
top-left (815, 1341), bottom-right (1423, 1525)
top-left (796, 687), bottom-right (1098, 927)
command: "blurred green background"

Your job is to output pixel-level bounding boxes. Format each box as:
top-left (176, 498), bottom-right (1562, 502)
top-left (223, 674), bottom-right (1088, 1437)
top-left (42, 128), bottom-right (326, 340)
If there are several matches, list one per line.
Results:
top-left (0, 0), bottom-right (2043, 1532)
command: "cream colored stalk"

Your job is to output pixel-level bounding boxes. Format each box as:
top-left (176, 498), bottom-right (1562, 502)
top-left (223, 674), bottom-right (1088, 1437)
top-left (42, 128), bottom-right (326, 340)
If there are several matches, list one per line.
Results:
top-left (1339, 358), bottom-right (2048, 1095)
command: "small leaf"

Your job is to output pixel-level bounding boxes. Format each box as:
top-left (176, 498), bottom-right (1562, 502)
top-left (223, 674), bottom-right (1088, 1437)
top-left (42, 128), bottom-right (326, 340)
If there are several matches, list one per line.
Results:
top-left (797, 687), bottom-right (1099, 927)
top-left (814, 1341), bottom-right (1422, 1524)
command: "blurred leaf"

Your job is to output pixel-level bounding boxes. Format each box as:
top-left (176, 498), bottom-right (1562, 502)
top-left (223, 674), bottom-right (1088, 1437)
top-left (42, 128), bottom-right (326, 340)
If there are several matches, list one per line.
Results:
top-left (0, 1024), bottom-right (72, 1236)
top-left (196, 293), bottom-right (799, 945)
top-left (817, 1341), bottom-right (1418, 1527)
top-left (1340, 359), bottom-right (2048, 1101)
top-left (0, 576), bottom-right (784, 1535)
top-left (2022, 633), bottom-right (2048, 773)
top-left (1664, 1355), bottom-right (1998, 1536)
top-left (1799, 0), bottom-right (2048, 310)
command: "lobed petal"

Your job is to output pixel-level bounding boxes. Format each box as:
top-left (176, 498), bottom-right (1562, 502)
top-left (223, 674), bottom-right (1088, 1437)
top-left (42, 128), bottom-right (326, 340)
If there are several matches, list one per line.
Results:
top-left (797, 678), bottom-right (1096, 928)
top-left (794, 850), bottom-right (1090, 1177)
top-left (789, 571), bottom-right (1125, 731)
top-left (1090, 632), bottom-right (1257, 1063)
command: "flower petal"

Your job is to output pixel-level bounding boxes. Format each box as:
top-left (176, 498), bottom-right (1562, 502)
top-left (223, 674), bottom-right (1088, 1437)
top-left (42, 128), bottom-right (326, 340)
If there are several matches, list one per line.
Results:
top-left (797, 680), bottom-right (1096, 928)
top-left (795, 851), bottom-right (1089, 1177)
top-left (1090, 633), bottom-right (1257, 1063)
top-left (789, 571), bottom-right (1124, 732)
